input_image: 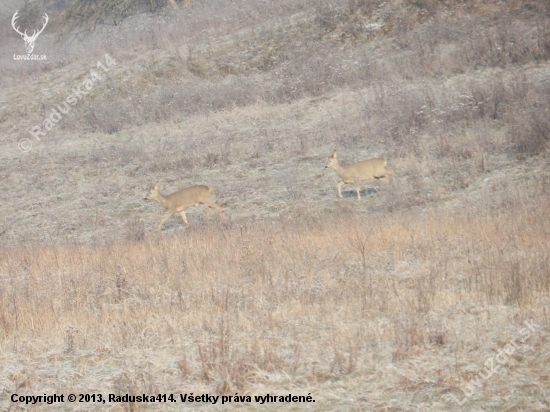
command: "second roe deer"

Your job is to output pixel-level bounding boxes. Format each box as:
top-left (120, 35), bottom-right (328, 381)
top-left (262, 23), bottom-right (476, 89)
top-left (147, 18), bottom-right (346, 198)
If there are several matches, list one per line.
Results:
top-left (145, 184), bottom-right (223, 231)
top-left (325, 151), bottom-right (394, 200)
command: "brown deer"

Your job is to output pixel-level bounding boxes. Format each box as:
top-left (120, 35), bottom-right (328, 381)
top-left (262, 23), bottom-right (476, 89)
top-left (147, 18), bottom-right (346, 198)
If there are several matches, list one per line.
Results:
top-left (325, 151), bottom-right (394, 200)
top-left (145, 184), bottom-right (223, 231)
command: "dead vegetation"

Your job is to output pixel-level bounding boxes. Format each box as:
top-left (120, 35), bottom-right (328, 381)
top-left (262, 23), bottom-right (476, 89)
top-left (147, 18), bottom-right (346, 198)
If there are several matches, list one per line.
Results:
top-left (0, 179), bottom-right (549, 410)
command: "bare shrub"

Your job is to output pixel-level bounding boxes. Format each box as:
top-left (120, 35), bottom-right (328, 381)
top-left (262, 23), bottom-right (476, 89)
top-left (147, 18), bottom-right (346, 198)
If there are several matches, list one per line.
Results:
top-left (507, 107), bottom-right (550, 156)
top-left (203, 152), bottom-right (220, 169)
top-left (124, 217), bottom-right (145, 242)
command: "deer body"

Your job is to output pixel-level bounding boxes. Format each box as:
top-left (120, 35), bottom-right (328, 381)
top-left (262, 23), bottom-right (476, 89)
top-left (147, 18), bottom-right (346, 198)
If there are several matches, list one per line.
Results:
top-left (145, 184), bottom-right (223, 231)
top-left (325, 151), bottom-right (394, 200)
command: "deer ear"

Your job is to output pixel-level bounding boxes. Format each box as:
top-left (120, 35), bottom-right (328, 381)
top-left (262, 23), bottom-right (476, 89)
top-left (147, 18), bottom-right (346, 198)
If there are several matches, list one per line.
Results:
top-left (333, 150), bottom-right (337, 158)
top-left (154, 184), bottom-right (158, 190)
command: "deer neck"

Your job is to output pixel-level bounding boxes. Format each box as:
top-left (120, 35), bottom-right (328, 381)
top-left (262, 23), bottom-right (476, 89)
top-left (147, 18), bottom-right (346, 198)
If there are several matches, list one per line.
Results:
top-left (332, 161), bottom-right (346, 175)
top-left (155, 191), bottom-right (171, 209)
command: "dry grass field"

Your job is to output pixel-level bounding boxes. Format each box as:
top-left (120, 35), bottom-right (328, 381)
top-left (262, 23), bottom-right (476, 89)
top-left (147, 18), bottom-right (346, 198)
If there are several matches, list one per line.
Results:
top-left (1, 0), bottom-right (550, 410)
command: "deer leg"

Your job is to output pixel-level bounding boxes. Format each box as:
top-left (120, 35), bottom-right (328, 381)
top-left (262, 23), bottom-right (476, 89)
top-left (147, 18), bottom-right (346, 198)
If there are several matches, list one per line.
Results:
top-left (158, 211), bottom-right (175, 231)
top-left (337, 181), bottom-right (344, 198)
top-left (354, 179), bottom-right (361, 200)
top-left (179, 211), bottom-right (188, 225)
top-left (204, 199), bottom-right (224, 219)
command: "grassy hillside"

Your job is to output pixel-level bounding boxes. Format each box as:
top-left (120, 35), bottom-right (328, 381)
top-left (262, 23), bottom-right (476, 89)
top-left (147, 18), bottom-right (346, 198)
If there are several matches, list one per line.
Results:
top-left (0, 0), bottom-right (549, 410)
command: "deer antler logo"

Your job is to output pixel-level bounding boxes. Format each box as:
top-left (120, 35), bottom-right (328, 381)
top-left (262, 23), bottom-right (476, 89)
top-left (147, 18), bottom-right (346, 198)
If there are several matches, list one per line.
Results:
top-left (12, 10), bottom-right (48, 54)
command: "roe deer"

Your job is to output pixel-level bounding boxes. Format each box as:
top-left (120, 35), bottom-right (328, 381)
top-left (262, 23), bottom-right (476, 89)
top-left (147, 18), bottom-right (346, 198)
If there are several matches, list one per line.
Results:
top-left (325, 151), bottom-right (394, 200)
top-left (145, 184), bottom-right (223, 231)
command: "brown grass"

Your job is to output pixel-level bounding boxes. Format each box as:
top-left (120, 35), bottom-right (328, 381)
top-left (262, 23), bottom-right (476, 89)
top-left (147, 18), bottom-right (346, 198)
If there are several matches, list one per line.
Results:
top-left (1, 178), bottom-right (549, 410)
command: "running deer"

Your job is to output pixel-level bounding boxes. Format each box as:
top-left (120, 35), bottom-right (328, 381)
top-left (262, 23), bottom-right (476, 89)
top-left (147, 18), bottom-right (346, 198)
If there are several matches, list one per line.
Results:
top-left (325, 151), bottom-right (394, 200)
top-left (145, 184), bottom-right (223, 231)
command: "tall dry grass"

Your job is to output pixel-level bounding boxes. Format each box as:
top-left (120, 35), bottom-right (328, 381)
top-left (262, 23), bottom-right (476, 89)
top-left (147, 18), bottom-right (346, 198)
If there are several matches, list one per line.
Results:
top-left (1, 178), bottom-right (548, 408)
